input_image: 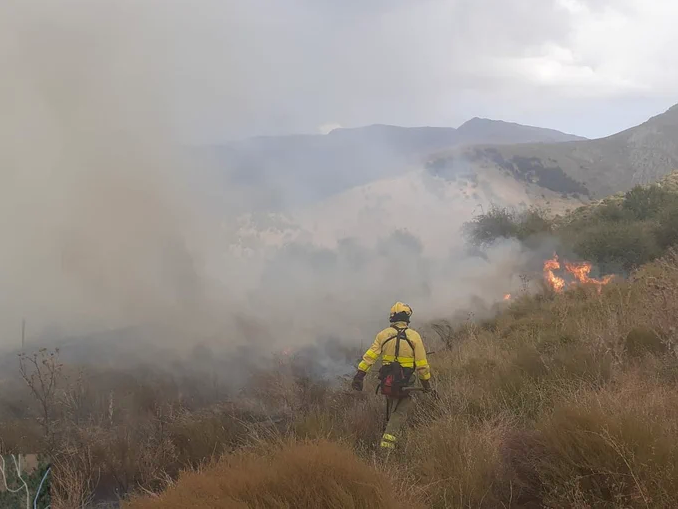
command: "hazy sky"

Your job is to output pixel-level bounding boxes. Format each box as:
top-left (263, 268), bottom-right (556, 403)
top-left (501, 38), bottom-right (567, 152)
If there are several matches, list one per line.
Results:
top-left (163, 0), bottom-right (678, 141)
top-left (3, 0), bottom-right (677, 143)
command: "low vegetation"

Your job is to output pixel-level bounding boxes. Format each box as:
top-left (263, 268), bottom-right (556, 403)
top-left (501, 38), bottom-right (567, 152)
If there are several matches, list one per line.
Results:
top-left (4, 175), bottom-right (678, 507)
top-left (126, 440), bottom-right (423, 509)
top-left (464, 174), bottom-right (678, 273)
top-left (120, 249), bottom-right (678, 509)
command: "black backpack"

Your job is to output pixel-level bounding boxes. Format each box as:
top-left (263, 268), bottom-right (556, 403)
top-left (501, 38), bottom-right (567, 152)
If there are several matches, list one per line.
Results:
top-left (377, 326), bottom-right (415, 397)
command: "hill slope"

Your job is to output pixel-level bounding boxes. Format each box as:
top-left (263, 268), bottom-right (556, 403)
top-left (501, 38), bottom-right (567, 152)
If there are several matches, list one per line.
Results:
top-left (200, 120), bottom-right (584, 211)
top-left (232, 166), bottom-right (583, 257)
top-left (430, 104), bottom-right (678, 199)
top-left (126, 213), bottom-right (678, 508)
top-left (127, 177), bottom-right (678, 508)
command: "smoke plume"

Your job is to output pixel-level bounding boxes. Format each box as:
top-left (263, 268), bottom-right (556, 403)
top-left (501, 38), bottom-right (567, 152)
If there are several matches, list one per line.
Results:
top-left (0, 1), bottom-right (532, 370)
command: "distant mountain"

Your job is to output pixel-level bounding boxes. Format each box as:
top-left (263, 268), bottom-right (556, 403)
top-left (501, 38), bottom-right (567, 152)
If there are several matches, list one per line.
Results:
top-left (428, 104), bottom-right (678, 199)
top-left (457, 118), bottom-right (585, 144)
top-left (328, 120), bottom-right (584, 147)
top-left (198, 120), bottom-right (584, 211)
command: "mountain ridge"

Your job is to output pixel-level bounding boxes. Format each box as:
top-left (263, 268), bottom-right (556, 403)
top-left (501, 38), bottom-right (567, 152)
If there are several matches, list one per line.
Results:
top-left (427, 103), bottom-right (678, 199)
top-left (457, 117), bottom-right (586, 143)
top-left (201, 117), bottom-right (587, 212)
top-left (328, 119), bottom-right (585, 143)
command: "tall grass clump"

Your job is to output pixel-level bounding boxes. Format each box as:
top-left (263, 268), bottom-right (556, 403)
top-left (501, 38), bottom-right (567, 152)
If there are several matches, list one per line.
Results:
top-left (503, 379), bottom-right (678, 508)
top-left (125, 439), bottom-right (424, 509)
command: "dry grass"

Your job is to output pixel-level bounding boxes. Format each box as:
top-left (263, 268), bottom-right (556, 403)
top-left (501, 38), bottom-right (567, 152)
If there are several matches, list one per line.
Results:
top-left (384, 249), bottom-right (678, 508)
top-left (291, 392), bottom-right (385, 452)
top-left (124, 439), bottom-right (424, 509)
top-left (400, 413), bottom-right (510, 508)
top-left (5, 250), bottom-right (678, 507)
top-left (503, 377), bottom-right (678, 508)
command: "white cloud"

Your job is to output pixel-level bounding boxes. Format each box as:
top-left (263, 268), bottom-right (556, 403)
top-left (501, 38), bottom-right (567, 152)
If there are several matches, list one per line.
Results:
top-left (565, 0), bottom-right (678, 94)
top-left (318, 122), bottom-right (342, 134)
top-left (2, 0), bottom-right (677, 140)
top-left (189, 0), bottom-right (678, 138)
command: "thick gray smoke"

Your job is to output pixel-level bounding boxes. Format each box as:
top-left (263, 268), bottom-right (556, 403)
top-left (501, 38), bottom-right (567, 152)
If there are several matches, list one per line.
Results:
top-left (0, 1), bottom-right (531, 366)
top-left (0, 0), bottom-right (220, 345)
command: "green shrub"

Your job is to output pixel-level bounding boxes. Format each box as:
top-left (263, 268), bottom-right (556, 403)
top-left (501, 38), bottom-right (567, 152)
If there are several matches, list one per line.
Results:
top-left (515, 207), bottom-right (553, 239)
top-left (654, 202), bottom-right (678, 249)
top-left (622, 185), bottom-right (678, 221)
top-left (571, 220), bottom-right (662, 272)
top-left (462, 206), bottom-right (518, 247)
top-left (595, 200), bottom-right (633, 223)
top-left (462, 206), bottom-right (552, 247)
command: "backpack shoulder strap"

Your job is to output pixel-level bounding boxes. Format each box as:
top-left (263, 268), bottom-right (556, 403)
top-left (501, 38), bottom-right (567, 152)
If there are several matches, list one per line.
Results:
top-left (394, 327), bottom-right (414, 357)
top-left (401, 328), bottom-right (416, 353)
top-left (381, 327), bottom-right (416, 360)
top-left (395, 328), bottom-right (401, 358)
top-left (392, 326), bottom-right (415, 359)
top-left (381, 328), bottom-right (399, 349)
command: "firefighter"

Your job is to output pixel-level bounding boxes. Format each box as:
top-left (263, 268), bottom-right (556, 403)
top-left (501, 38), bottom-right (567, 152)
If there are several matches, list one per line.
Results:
top-left (351, 302), bottom-right (432, 451)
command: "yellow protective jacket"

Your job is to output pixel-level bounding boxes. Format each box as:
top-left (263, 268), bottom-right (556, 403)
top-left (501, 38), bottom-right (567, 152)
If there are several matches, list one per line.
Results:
top-left (358, 321), bottom-right (431, 381)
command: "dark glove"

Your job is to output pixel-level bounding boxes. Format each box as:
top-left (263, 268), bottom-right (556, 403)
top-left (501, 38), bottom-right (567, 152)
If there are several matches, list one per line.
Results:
top-left (422, 379), bottom-right (440, 400)
top-left (352, 370), bottom-right (366, 391)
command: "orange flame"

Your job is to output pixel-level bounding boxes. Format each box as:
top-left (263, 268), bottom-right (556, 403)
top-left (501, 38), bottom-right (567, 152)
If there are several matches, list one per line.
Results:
top-left (543, 254), bottom-right (566, 293)
top-left (542, 253), bottom-right (615, 294)
top-left (564, 261), bottom-right (615, 293)
top-left (503, 293), bottom-right (511, 301)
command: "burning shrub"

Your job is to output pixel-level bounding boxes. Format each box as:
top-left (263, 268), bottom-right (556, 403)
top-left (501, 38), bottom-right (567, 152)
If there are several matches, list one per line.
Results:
top-left (541, 253), bottom-right (616, 294)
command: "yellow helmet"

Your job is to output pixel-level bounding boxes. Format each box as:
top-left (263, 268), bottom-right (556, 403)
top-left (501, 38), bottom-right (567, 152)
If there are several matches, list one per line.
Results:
top-left (389, 302), bottom-right (413, 323)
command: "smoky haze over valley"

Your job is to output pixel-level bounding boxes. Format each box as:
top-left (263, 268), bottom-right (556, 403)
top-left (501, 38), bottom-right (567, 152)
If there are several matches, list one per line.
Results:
top-left (1, 0), bottom-right (677, 372)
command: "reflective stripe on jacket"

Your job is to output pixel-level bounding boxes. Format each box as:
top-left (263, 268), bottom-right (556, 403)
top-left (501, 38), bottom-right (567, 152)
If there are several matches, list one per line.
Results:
top-left (358, 321), bottom-right (431, 381)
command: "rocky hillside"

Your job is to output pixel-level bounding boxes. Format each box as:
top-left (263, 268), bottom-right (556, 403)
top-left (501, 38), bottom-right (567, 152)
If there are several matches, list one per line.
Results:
top-left (201, 120), bottom-right (584, 211)
top-left (232, 166), bottom-right (583, 258)
top-left (428, 104), bottom-right (678, 199)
